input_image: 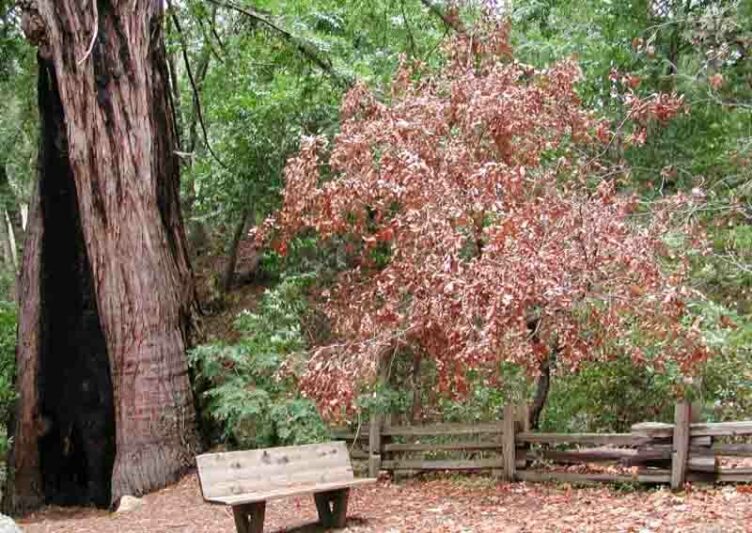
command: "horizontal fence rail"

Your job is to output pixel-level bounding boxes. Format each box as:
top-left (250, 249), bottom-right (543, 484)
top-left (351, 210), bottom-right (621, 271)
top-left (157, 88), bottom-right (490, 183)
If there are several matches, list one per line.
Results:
top-left (332, 402), bottom-right (752, 488)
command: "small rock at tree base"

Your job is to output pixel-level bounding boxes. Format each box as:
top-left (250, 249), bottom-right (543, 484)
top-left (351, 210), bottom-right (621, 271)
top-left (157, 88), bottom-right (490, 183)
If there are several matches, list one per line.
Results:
top-left (0, 514), bottom-right (21, 532)
top-left (115, 495), bottom-right (143, 513)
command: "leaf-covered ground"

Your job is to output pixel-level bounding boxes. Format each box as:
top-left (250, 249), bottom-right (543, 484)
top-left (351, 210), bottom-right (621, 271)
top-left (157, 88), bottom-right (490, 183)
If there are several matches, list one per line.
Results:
top-left (18, 473), bottom-right (752, 532)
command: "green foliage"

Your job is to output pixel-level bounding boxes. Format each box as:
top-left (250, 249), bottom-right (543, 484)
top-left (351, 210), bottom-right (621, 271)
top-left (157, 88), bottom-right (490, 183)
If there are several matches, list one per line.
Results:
top-left (356, 382), bottom-right (411, 418)
top-left (692, 299), bottom-right (752, 421)
top-left (541, 357), bottom-right (676, 433)
top-left (269, 398), bottom-right (328, 444)
top-left (170, 0), bottom-right (454, 255)
top-left (0, 4), bottom-right (35, 302)
top-left (0, 3), bottom-right (35, 201)
top-left (189, 63), bottom-right (340, 225)
top-left (352, 355), bottom-right (532, 424)
top-left (189, 275), bottom-right (329, 448)
top-left (1, 0), bottom-right (747, 448)
top-left (0, 302), bottom-right (16, 456)
top-left (438, 363), bottom-right (532, 423)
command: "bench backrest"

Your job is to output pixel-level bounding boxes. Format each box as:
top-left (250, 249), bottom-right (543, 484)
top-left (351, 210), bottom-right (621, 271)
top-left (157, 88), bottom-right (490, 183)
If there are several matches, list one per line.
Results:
top-left (196, 441), bottom-right (355, 500)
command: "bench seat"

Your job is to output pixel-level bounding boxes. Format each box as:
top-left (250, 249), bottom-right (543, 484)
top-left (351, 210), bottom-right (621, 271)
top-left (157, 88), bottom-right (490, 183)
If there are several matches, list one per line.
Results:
top-left (197, 441), bottom-right (376, 532)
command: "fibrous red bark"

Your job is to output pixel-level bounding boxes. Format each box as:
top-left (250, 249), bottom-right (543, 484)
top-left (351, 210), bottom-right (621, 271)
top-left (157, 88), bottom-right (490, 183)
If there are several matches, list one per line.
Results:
top-left (6, 0), bottom-right (200, 512)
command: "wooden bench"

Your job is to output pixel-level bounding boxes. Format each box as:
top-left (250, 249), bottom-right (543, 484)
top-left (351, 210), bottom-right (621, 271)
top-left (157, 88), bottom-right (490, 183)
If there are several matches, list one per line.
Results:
top-left (196, 441), bottom-right (376, 533)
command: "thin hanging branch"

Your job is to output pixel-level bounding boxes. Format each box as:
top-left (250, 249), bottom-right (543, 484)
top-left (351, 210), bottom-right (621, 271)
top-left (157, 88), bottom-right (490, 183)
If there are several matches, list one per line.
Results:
top-left (186, 46), bottom-right (213, 155)
top-left (206, 0), bottom-right (353, 88)
top-left (167, 1), bottom-right (230, 170)
top-left (196, 6), bottom-right (225, 64)
top-left (419, 0), bottom-right (466, 34)
top-left (209, 8), bottom-right (228, 54)
top-left (401, 0), bottom-right (418, 57)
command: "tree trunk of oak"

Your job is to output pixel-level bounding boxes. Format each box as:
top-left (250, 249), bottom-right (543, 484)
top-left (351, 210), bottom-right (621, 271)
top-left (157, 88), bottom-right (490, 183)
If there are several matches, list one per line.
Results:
top-left (6, 0), bottom-right (200, 513)
top-left (529, 349), bottom-right (556, 431)
top-left (409, 352), bottom-right (422, 424)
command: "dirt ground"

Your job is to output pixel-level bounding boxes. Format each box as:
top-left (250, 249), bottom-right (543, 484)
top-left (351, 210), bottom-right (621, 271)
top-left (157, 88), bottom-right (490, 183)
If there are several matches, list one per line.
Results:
top-left (16, 472), bottom-right (752, 532)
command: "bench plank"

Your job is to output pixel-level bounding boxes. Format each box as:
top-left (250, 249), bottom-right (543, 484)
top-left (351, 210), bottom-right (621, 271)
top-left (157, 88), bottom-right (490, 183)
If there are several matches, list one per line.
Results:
top-left (206, 478), bottom-right (375, 506)
top-left (206, 467), bottom-right (356, 500)
top-left (197, 442), bottom-right (355, 500)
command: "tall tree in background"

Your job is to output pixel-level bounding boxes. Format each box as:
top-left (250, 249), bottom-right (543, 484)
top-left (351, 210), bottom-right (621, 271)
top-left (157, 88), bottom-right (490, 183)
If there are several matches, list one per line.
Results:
top-left (5, 0), bottom-right (199, 512)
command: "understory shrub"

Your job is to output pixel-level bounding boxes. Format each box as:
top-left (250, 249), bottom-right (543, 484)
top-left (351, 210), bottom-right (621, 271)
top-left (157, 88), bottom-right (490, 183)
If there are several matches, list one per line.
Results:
top-left (189, 275), bottom-right (328, 449)
top-left (541, 357), bottom-right (676, 433)
top-left (694, 301), bottom-right (752, 422)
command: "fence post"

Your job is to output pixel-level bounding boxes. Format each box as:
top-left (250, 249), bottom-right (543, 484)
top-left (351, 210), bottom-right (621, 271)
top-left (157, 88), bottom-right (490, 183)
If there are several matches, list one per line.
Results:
top-left (502, 403), bottom-right (517, 482)
top-left (671, 400), bottom-right (691, 490)
top-left (368, 412), bottom-right (381, 478)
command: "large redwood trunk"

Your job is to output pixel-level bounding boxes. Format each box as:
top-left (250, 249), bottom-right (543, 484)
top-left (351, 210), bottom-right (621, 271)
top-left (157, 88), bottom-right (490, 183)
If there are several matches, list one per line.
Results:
top-left (6, 0), bottom-right (200, 512)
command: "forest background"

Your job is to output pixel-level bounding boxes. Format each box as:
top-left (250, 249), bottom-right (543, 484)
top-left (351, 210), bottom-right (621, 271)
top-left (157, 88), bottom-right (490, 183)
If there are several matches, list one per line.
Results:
top-left (0, 0), bottom-right (749, 456)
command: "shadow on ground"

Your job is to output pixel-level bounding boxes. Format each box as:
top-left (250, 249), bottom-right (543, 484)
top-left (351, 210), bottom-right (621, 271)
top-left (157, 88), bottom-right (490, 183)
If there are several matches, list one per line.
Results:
top-left (270, 516), bottom-right (369, 532)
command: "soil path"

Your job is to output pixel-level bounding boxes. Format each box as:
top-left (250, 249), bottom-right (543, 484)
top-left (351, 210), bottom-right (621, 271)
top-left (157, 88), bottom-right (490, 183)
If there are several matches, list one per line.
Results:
top-left (17, 473), bottom-right (752, 532)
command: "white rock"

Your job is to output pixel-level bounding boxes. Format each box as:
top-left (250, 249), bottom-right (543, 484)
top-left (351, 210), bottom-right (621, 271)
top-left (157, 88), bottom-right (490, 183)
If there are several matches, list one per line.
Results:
top-left (0, 514), bottom-right (21, 533)
top-left (115, 495), bottom-right (143, 513)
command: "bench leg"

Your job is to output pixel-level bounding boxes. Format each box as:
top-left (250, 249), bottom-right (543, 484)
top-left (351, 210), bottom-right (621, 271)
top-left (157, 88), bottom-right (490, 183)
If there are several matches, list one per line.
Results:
top-left (314, 489), bottom-right (350, 528)
top-left (330, 489), bottom-right (350, 528)
top-left (232, 502), bottom-right (266, 533)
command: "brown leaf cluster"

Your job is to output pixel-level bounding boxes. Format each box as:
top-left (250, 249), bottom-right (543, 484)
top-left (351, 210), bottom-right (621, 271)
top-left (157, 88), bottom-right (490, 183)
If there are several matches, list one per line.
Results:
top-left (261, 25), bottom-right (706, 418)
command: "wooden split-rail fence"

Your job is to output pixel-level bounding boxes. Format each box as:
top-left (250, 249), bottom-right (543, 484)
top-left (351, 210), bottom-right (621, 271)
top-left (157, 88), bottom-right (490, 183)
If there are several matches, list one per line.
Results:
top-left (332, 402), bottom-right (752, 489)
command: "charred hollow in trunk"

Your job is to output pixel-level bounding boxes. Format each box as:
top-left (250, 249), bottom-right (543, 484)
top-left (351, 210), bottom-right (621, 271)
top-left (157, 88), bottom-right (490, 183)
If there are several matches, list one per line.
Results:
top-left (36, 59), bottom-right (115, 508)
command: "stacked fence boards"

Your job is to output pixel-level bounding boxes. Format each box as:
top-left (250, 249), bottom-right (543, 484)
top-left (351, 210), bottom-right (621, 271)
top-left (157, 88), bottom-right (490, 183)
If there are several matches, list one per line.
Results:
top-left (333, 421), bottom-right (510, 479)
top-left (332, 403), bottom-right (752, 488)
top-left (630, 413), bottom-right (752, 487)
top-left (383, 422), bottom-right (507, 474)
